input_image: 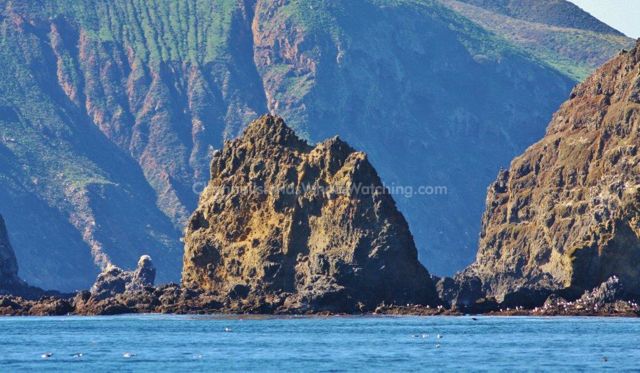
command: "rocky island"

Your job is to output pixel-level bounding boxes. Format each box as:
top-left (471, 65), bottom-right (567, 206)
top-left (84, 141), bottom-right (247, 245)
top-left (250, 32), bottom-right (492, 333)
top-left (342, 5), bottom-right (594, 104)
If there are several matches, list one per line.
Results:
top-left (3, 38), bottom-right (640, 316)
top-left (182, 115), bottom-right (438, 313)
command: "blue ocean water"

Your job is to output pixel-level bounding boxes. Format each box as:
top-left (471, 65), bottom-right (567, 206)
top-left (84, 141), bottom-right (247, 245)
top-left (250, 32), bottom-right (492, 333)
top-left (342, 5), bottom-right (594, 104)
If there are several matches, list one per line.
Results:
top-left (0, 315), bottom-right (638, 371)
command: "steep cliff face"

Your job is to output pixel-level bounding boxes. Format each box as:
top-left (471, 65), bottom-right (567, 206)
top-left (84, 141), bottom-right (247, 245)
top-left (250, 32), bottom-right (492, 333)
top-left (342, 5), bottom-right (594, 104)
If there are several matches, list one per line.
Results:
top-left (0, 214), bottom-right (44, 298)
top-left (0, 215), bottom-right (19, 287)
top-left (0, 0), bottom-right (626, 290)
top-left (468, 41), bottom-right (640, 301)
top-left (183, 115), bottom-right (437, 312)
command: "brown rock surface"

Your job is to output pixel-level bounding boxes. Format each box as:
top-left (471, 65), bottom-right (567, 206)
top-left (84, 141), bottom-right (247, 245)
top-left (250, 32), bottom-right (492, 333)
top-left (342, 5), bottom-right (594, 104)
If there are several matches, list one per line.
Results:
top-left (466, 40), bottom-right (640, 302)
top-left (182, 115), bottom-right (438, 312)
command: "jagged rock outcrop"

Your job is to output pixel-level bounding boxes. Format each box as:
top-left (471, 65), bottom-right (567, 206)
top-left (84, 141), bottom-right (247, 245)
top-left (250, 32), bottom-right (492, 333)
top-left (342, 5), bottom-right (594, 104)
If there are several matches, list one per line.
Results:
top-left (90, 255), bottom-right (156, 301)
top-left (530, 276), bottom-right (639, 316)
top-left (182, 115), bottom-right (438, 312)
top-left (465, 40), bottom-right (640, 303)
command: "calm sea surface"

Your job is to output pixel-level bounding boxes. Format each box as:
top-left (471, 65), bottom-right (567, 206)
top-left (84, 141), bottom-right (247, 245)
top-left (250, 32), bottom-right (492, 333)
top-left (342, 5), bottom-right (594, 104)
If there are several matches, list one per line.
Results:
top-left (0, 315), bottom-right (638, 371)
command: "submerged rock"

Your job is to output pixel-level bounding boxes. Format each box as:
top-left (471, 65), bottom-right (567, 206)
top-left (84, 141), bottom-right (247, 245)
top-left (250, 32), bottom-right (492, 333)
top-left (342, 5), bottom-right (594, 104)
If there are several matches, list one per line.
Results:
top-left (182, 115), bottom-right (438, 312)
top-left (464, 40), bottom-right (640, 303)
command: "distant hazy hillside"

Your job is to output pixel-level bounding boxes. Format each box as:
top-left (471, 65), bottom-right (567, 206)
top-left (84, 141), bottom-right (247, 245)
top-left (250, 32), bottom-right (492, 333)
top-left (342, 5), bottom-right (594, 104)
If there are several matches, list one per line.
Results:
top-left (455, 0), bottom-right (622, 34)
top-left (441, 0), bottom-right (633, 80)
top-left (0, 0), bottom-right (628, 290)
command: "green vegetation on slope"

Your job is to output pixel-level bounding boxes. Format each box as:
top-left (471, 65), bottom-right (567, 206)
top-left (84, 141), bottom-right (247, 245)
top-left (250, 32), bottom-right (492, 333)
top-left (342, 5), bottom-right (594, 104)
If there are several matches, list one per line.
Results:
top-left (441, 0), bottom-right (634, 81)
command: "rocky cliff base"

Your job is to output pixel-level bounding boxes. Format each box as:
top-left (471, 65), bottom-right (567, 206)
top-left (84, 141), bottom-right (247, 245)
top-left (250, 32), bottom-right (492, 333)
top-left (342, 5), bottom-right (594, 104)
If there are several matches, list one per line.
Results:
top-left (1, 275), bottom-right (638, 317)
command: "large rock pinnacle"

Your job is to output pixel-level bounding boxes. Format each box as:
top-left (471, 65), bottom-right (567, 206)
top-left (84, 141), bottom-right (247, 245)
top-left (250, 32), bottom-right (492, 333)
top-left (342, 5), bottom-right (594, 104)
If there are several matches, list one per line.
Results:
top-left (182, 115), bottom-right (438, 312)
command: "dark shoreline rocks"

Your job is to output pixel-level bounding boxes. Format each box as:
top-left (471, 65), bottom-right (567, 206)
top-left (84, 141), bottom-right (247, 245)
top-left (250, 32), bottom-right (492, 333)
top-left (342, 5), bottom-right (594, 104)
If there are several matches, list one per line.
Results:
top-left (1, 275), bottom-right (638, 317)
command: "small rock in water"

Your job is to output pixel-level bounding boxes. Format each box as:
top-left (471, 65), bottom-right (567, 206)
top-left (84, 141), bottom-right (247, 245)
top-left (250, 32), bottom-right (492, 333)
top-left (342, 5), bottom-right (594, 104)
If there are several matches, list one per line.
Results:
top-left (41, 352), bottom-right (53, 359)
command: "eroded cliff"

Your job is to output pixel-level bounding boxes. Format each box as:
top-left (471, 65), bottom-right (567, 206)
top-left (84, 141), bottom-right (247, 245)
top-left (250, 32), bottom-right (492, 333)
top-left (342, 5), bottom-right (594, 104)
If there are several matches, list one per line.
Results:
top-left (466, 40), bottom-right (640, 302)
top-left (0, 215), bottom-right (19, 289)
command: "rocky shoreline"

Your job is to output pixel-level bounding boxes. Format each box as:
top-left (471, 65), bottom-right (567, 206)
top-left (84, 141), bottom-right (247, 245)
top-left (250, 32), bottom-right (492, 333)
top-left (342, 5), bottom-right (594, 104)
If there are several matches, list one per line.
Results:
top-left (1, 254), bottom-right (638, 317)
top-left (2, 292), bottom-right (638, 317)
top-left (1, 263), bottom-right (637, 317)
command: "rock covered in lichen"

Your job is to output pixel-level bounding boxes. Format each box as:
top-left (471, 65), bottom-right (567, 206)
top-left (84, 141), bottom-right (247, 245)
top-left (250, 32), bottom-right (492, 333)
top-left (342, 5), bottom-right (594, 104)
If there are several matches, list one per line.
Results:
top-left (182, 115), bottom-right (438, 312)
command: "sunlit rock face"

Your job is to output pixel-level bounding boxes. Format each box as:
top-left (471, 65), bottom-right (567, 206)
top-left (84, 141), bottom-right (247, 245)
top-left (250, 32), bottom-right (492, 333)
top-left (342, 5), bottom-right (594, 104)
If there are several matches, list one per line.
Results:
top-left (183, 115), bottom-right (438, 312)
top-left (467, 41), bottom-right (640, 302)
